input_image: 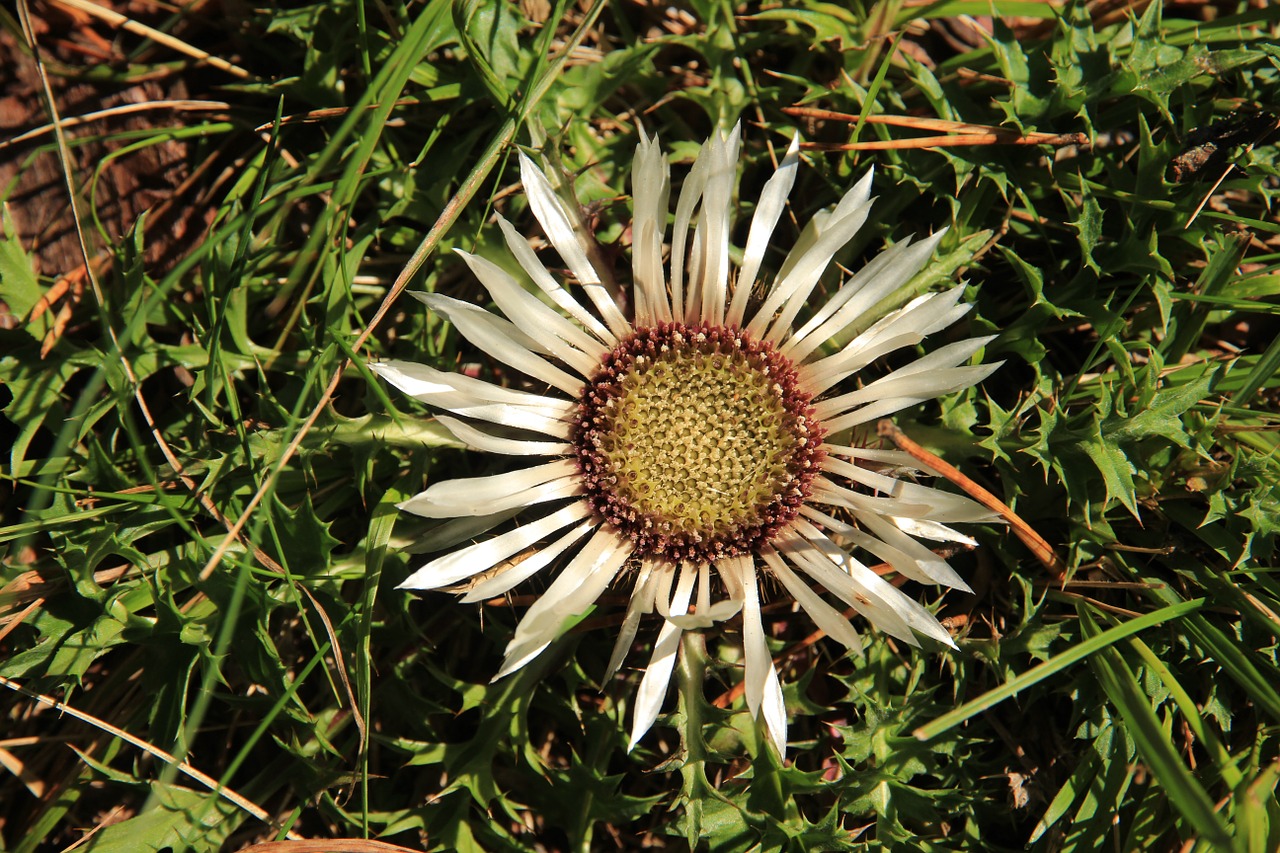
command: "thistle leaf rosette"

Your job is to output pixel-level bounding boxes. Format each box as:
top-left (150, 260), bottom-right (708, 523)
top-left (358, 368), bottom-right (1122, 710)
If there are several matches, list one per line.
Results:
top-left (372, 127), bottom-right (1001, 754)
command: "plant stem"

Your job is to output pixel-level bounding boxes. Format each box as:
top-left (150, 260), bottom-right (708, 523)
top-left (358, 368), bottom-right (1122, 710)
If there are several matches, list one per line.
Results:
top-left (678, 631), bottom-right (708, 765)
top-left (676, 630), bottom-right (714, 845)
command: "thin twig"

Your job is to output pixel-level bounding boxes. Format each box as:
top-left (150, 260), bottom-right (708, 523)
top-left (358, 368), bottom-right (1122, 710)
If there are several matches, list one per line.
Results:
top-left (783, 105), bottom-right (1087, 150)
top-left (49, 0), bottom-right (251, 78)
top-left (784, 106), bottom-right (1054, 138)
top-left (0, 99), bottom-right (231, 152)
top-left (1049, 589), bottom-right (1143, 619)
top-left (0, 598), bottom-right (45, 645)
top-left (251, 100), bottom-right (419, 132)
top-left (802, 133), bottom-right (1086, 151)
top-left (876, 419), bottom-right (1067, 579)
top-left (237, 842), bottom-right (424, 853)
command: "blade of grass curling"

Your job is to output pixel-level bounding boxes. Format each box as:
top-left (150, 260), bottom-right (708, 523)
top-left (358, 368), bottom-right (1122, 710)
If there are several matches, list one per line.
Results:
top-left (913, 599), bottom-right (1205, 741)
top-left (1078, 605), bottom-right (1236, 850)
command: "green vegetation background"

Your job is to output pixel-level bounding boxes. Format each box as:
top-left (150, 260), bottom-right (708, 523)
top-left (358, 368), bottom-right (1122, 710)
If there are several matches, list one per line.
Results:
top-left (2, 0), bottom-right (1278, 850)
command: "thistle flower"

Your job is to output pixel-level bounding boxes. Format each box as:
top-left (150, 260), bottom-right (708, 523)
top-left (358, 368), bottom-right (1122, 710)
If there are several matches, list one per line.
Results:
top-left (372, 126), bottom-right (1000, 754)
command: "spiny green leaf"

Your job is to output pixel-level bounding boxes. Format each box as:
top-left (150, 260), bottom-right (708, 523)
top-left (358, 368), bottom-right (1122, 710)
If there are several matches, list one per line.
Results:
top-left (1104, 366), bottom-right (1220, 444)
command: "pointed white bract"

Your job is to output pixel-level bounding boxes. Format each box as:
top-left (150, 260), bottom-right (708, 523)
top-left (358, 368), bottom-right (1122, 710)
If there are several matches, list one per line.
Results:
top-left (629, 562), bottom-right (696, 750)
top-left (631, 128), bottom-right (671, 326)
top-left (730, 135), bottom-right (800, 328)
top-left (373, 126), bottom-right (1001, 757)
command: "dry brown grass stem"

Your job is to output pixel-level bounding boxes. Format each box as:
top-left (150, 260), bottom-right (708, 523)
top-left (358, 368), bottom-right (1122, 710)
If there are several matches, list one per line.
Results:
top-left (0, 676), bottom-right (303, 840)
top-left (50, 0), bottom-right (251, 78)
top-left (783, 106), bottom-right (1088, 151)
top-left (876, 419), bottom-right (1068, 579)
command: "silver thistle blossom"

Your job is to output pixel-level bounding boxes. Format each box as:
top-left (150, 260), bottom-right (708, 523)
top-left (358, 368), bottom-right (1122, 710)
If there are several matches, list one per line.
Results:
top-left (372, 126), bottom-right (1001, 754)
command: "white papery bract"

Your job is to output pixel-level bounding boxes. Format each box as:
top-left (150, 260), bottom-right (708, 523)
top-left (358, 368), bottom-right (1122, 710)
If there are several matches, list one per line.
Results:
top-left (372, 127), bottom-right (1001, 755)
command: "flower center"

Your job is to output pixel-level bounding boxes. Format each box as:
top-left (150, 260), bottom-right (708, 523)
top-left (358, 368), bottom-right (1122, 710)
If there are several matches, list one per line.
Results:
top-left (573, 323), bottom-right (825, 563)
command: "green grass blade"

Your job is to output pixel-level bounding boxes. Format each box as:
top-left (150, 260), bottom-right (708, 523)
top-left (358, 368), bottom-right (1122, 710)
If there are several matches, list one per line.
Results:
top-left (914, 599), bottom-right (1205, 741)
top-left (1079, 606), bottom-right (1236, 850)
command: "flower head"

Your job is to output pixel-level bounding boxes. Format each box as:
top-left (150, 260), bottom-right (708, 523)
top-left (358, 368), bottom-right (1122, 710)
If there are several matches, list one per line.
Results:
top-left (372, 126), bottom-right (1001, 754)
